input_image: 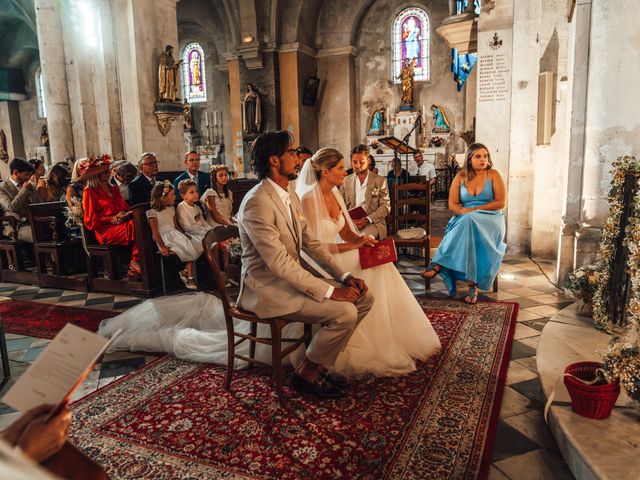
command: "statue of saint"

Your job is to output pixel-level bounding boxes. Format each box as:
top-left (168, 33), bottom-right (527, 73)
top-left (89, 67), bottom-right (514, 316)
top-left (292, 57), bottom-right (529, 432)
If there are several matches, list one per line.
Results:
top-left (39, 124), bottom-right (49, 147)
top-left (242, 83), bottom-right (261, 134)
top-left (431, 104), bottom-right (451, 132)
top-left (0, 129), bottom-right (7, 162)
top-left (397, 58), bottom-right (415, 105)
top-left (158, 45), bottom-right (182, 102)
top-left (367, 109), bottom-right (384, 135)
top-left (183, 101), bottom-right (192, 130)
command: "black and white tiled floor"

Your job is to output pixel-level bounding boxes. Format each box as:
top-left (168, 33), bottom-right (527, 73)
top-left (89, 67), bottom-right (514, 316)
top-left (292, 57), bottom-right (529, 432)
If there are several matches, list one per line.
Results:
top-left (0, 254), bottom-right (576, 479)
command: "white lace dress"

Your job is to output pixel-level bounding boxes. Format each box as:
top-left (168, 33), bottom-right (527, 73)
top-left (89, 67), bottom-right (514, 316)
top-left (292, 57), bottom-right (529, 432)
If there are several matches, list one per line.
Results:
top-left (317, 214), bottom-right (441, 376)
top-left (146, 207), bottom-right (202, 261)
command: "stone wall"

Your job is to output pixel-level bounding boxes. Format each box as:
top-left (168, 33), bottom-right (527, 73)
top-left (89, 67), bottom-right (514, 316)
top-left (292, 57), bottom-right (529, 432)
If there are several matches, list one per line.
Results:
top-left (18, 70), bottom-right (44, 160)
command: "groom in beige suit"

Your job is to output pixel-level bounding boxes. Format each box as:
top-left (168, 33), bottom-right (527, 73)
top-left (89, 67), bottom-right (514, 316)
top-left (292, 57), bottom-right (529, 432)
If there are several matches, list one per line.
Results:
top-left (237, 131), bottom-right (374, 398)
top-left (340, 144), bottom-right (391, 239)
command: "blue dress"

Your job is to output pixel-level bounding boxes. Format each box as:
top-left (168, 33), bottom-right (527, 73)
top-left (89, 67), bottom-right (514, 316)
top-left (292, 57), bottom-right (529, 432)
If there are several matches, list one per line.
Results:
top-left (432, 179), bottom-right (506, 295)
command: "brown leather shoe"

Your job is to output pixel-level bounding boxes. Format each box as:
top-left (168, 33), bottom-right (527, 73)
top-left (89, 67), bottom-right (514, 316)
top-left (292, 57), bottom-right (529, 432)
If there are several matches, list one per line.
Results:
top-left (291, 373), bottom-right (344, 398)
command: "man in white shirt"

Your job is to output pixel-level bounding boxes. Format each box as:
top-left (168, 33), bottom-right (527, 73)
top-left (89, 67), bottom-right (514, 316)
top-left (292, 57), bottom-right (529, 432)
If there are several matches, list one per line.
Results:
top-left (410, 151), bottom-right (437, 188)
top-left (340, 144), bottom-right (391, 239)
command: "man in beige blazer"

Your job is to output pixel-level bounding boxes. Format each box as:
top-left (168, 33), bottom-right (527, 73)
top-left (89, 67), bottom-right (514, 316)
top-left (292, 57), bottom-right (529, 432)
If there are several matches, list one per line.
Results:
top-left (0, 159), bottom-right (38, 242)
top-left (237, 131), bottom-right (374, 398)
top-left (340, 144), bottom-right (391, 239)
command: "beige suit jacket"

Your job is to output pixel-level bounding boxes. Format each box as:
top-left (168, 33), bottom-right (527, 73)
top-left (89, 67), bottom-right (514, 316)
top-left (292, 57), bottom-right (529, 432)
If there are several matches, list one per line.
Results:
top-left (340, 172), bottom-right (391, 239)
top-left (0, 179), bottom-right (37, 219)
top-left (237, 179), bottom-right (347, 318)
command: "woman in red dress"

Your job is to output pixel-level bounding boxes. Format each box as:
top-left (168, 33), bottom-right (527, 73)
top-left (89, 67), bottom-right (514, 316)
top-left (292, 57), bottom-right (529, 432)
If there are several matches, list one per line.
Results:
top-left (81, 156), bottom-right (140, 278)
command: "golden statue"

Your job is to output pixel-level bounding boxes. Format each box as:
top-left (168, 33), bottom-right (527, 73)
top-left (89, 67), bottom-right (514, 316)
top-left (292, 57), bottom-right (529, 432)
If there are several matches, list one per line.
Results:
top-left (39, 124), bottom-right (49, 147)
top-left (158, 45), bottom-right (182, 102)
top-left (397, 58), bottom-right (415, 105)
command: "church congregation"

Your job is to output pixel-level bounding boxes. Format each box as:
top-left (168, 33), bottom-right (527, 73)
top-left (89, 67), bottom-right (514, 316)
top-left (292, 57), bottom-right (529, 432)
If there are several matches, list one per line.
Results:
top-left (1, 0), bottom-right (638, 479)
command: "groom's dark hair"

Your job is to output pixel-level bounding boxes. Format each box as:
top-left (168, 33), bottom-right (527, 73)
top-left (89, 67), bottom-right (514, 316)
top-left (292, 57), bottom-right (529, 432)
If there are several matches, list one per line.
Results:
top-left (250, 131), bottom-right (294, 180)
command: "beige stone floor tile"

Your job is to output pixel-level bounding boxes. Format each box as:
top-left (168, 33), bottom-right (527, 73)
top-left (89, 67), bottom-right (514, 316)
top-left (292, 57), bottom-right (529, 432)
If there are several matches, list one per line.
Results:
top-left (516, 310), bottom-right (545, 322)
top-left (506, 287), bottom-right (548, 297)
top-left (499, 386), bottom-right (536, 419)
top-left (523, 305), bottom-right (562, 317)
top-left (494, 449), bottom-right (574, 480)
top-left (519, 336), bottom-right (540, 350)
top-left (484, 291), bottom-right (520, 301)
top-left (506, 361), bottom-right (539, 385)
top-left (503, 410), bottom-right (557, 448)
top-left (488, 465), bottom-right (511, 480)
top-left (514, 324), bottom-right (541, 340)
top-left (514, 355), bottom-right (538, 373)
top-left (528, 293), bottom-right (571, 305)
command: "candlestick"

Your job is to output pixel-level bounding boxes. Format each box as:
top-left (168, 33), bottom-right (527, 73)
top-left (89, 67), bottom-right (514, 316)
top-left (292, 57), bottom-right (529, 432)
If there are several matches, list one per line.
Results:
top-left (205, 111), bottom-right (209, 127)
top-left (214, 111), bottom-right (218, 126)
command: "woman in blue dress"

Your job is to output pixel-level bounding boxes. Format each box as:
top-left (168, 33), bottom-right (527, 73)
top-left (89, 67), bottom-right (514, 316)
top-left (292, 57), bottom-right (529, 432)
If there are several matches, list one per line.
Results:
top-left (421, 143), bottom-right (506, 304)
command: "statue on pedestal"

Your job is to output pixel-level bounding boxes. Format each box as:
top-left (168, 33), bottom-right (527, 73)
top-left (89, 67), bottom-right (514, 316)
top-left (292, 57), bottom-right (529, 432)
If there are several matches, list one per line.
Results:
top-left (39, 124), bottom-right (49, 147)
top-left (0, 129), bottom-right (7, 163)
top-left (242, 83), bottom-right (261, 134)
top-left (431, 104), bottom-right (450, 132)
top-left (397, 58), bottom-right (415, 106)
top-left (158, 45), bottom-right (182, 102)
top-left (183, 100), bottom-right (192, 130)
top-left (367, 108), bottom-right (385, 135)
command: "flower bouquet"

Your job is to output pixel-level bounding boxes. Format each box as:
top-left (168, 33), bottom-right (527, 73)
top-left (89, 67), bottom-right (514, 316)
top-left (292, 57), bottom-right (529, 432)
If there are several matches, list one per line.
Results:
top-left (564, 265), bottom-right (599, 317)
top-left (602, 324), bottom-right (640, 405)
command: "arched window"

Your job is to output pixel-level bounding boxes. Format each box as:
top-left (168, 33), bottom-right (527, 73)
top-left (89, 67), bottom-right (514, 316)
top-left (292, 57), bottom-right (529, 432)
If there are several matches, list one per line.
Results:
top-left (35, 67), bottom-right (47, 118)
top-left (181, 42), bottom-right (207, 103)
top-left (392, 7), bottom-right (430, 84)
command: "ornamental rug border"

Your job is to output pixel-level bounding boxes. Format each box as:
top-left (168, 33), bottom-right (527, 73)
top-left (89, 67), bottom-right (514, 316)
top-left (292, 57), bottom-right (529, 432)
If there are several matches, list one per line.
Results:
top-left (69, 298), bottom-right (517, 480)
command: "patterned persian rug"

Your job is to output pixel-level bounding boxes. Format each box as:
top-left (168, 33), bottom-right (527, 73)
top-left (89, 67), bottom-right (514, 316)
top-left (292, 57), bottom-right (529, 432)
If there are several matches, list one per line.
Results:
top-left (0, 300), bottom-right (115, 339)
top-left (69, 298), bottom-right (517, 479)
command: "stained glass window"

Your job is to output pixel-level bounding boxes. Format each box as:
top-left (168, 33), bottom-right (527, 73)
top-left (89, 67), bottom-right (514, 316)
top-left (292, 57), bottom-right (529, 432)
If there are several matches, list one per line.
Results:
top-left (181, 42), bottom-right (207, 103)
top-left (392, 7), bottom-right (430, 84)
top-left (35, 67), bottom-right (47, 118)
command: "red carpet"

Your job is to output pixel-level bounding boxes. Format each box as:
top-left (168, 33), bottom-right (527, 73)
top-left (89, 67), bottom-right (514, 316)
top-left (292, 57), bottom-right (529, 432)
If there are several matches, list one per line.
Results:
top-left (69, 298), bottom-right (517, 479)
top-left (0, 300), bottom-right (116, 339)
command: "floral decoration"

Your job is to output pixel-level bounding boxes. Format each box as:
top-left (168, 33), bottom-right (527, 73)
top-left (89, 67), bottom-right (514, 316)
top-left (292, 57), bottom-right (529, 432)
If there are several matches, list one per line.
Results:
top-left (64, 196), bottom-right (84, 228)
top-left (590, 155), bottom-right (640, 404)
top-left (564, 264), bottom-right (599, 299)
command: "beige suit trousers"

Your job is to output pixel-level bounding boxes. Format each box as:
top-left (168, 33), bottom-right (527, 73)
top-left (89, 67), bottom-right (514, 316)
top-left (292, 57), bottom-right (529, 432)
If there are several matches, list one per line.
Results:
top-left (281, 279), bottom-right (374, 366)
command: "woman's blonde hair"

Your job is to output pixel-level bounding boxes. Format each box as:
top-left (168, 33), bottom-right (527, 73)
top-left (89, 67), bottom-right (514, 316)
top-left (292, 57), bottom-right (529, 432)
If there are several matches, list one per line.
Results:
top-left (462, 143), bottom-right (493, 183)
top-left (310, 147), bottom-right (343, 180)
top-left (71, 158), bottom-right (86, 182)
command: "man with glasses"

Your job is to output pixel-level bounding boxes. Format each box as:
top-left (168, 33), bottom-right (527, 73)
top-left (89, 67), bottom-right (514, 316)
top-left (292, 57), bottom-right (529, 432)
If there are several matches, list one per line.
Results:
top-left (128, 152), bottom-right (161, 206)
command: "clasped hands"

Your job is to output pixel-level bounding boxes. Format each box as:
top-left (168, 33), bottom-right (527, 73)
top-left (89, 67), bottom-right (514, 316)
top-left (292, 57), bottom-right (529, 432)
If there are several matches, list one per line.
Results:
top-left (353, 217), bottom-right (370, 229)
top-left (331, 275), bottom-right (368, 303)
top-left (110, 211), bottom-right (132, 225)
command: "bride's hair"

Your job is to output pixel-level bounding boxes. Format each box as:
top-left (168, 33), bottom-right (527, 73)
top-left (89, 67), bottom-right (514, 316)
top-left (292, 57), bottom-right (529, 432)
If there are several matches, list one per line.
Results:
top-left (310, 147), bottom-right (343, 180)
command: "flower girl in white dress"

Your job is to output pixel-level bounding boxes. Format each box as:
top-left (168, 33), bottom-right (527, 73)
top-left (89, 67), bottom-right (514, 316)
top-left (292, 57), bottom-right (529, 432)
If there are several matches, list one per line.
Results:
top-left (147, 181), bottom-right (202, 289)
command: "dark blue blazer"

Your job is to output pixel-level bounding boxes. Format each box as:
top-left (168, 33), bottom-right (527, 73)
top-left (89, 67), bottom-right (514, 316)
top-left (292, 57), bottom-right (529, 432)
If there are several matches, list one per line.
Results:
top-left (128, 174), bottom-right (159, 206)
top-left (173, 171), bottom-right (211, 197)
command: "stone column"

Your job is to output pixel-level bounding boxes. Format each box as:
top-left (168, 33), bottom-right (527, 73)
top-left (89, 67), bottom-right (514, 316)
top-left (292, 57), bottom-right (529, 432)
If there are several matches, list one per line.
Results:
top-left (317, 47), bottom-right (357, 161)
top-left (557, 1), bottom-right (592, 282)
top-left (475, 2), bottom-right (520, 249)
top-left (226, 56), bottom-right (244, 173)
top-left (34, 0), bottom-right (74, 162)
top-left (113, 0), bottom-right (183, 170)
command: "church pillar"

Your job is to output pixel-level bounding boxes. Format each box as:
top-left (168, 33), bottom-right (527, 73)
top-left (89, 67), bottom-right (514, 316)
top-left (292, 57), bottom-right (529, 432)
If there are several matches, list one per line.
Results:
top-left (279, 43), bottom-right (319, 150)
top-left (226, 56), bottom-right (244, 173)
top-left (34, 0), bottom-right (74, 162)
top-left (317, 47), bottom-right (357, 162)
top-left (557, 1), bottom-right (592, 282)
top-left (112, 0), bottom-right (183, 169)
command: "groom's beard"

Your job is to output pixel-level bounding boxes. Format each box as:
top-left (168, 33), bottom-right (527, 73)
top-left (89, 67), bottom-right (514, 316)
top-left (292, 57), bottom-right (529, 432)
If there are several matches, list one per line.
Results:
top-left (278, 164), bottom-right (299, 180)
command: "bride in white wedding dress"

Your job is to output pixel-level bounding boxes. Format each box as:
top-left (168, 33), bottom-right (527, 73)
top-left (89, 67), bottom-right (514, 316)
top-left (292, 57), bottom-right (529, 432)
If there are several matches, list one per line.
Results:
top-left (99, 148), bottom-right (440, 377)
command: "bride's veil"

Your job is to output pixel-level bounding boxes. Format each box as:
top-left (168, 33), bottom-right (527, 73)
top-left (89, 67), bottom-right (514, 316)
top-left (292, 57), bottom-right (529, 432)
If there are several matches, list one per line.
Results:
top-left (294, 149), bottom-right (360, 252)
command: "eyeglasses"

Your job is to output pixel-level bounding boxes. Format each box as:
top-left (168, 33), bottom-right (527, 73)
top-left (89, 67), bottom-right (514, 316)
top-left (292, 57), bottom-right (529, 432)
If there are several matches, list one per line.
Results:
top-left (142, 161), bottom-right (159, 167)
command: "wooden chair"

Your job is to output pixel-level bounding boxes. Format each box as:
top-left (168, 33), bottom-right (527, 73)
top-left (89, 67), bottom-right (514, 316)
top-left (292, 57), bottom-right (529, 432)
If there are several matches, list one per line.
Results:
top-left (391, 182), bottom-right (437, 289)
top-left (0, 214), bottom-right (39, 285)
top-left (202, 227), bottom-right (311, 399)
top-left (80, 224), bottom-right (132, 295)
top-left (28, 201), bottom-right (87, 291)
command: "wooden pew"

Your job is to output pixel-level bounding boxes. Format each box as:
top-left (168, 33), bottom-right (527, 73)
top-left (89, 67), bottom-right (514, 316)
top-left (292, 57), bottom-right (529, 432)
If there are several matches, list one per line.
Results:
top-left (0, 215), bottom-right (39, 286)
top-left (27, 201), bottom-right (87, 291)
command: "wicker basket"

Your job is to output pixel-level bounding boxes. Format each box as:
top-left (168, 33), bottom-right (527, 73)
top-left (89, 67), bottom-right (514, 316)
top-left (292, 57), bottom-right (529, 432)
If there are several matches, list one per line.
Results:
top-left (564, 361), bottom-right (620, 419)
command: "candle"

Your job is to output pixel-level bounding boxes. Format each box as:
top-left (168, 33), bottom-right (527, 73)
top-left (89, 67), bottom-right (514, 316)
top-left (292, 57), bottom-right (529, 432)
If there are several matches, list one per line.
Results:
top-left (214, 111), bottom-right (218, 126)
top-left (205, 111), bottom-right (209, 127)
